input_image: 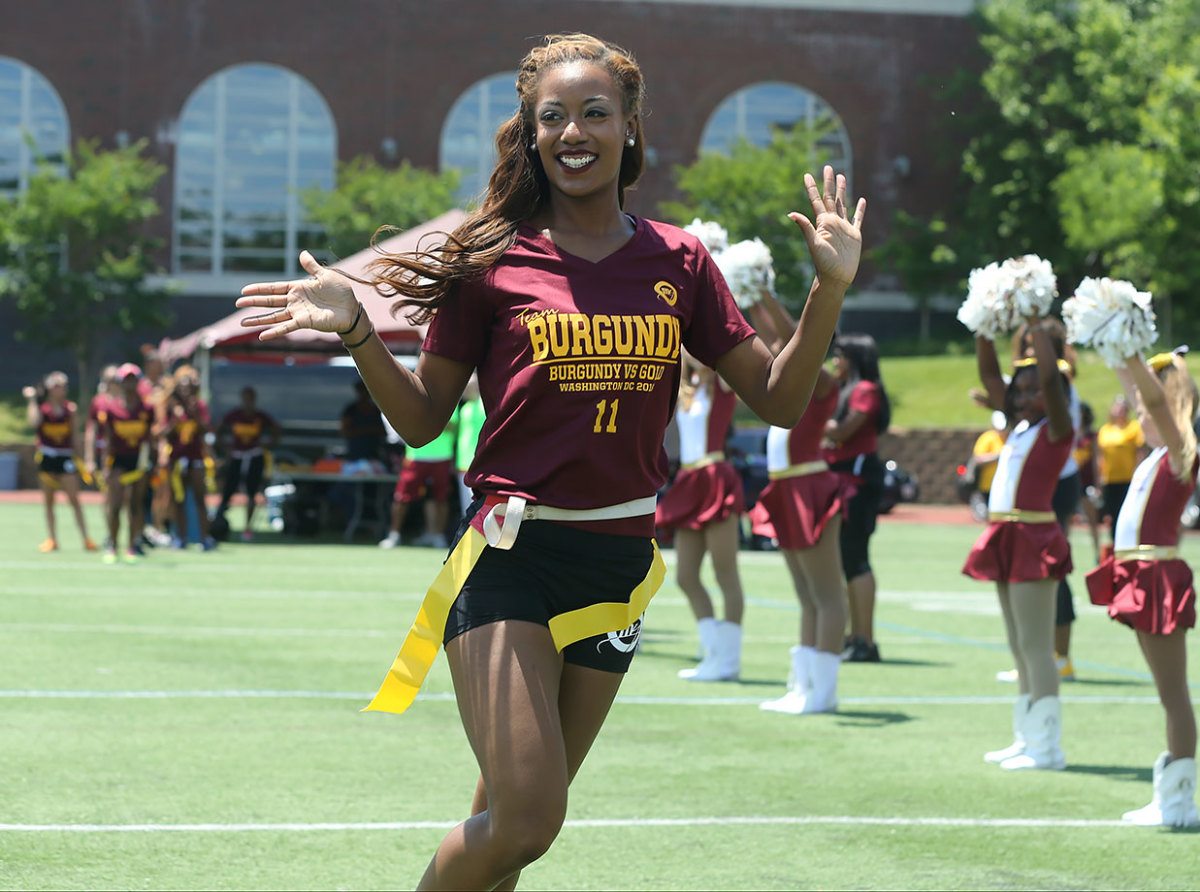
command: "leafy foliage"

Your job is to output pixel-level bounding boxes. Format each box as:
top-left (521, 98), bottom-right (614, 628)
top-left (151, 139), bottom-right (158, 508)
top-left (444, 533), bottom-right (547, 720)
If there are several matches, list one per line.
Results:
top-left (0, 138), bottom-right (171, 395)
top-left (877, 0), bottom-right (1200, 340)
top-left (299, 157), bottom-right (461, 260)
top-left (659, 124), bottom-right (843, 314)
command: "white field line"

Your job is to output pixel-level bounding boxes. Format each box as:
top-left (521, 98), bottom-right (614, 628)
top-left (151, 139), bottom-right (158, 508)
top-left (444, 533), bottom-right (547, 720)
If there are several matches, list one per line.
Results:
top-left (0, 623), bottom-right (395, 638)
top-left (0, 690), bottom-right (1174, 706)
top-left (0, 815), bottom-right (1131, 833)
top-left (0, 585), bottom-right (422, 602)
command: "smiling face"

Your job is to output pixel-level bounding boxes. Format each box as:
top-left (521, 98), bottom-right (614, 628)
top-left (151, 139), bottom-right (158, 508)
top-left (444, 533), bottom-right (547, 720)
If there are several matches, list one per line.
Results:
top-left (1010, 367), bottom-right (1045, 424)
top-left (532, 61), bottom-right (635, 204)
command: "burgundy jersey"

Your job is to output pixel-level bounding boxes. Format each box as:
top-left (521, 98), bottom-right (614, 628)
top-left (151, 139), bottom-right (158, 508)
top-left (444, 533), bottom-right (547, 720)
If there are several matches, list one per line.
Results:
top-left (100, 398), bottom-right (153, 458)
top-left (36, 401), bottom-right (75, 452)
top-left (767, 384), bottom-right (837, 469)
top-left (165, 398), bottom-right (210, 461)
top-left (987, 419), bottom-right (1073, 514)
top-left (824, 380), bottom-right (882, 463)
top-left (423, 216), bottom-right (754, 519)
top-left (87, 394), bottom-right (111, 452)
top-left (1114, 448), bottom-right (1199, 550)
top-left (676, 380), bottom-right (737, 464)
top-left (220, 408), bottom-right (277, 454)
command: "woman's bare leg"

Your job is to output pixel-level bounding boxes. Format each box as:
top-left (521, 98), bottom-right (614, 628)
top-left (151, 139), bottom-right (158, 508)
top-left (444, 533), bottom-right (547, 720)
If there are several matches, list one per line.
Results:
top-left (418, 620), bottom-right (619, 890)
top-left (996, 583), bottom-right (1029, 695)
top-left (60, 474), bottom-right (91, 544)
top-left (1008, 579), bottom-right (1059, 702)
top-left (1137, 629), bottom-right (1196, 759)
top-left (467, 658), bottom-right (628, 891)
top-left (791, 516), bottom-right (847, 654)
top-left (40, 479), bottom-right (57, 543)
top-left (673, 527), bottom-right (714, 620)
top-left (704, 514), bottom-right (744, 625)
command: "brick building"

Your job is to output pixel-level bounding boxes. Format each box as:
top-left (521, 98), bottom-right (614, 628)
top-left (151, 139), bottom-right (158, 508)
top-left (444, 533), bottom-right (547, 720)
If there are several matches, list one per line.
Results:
top-left (0, 0), bottom-right (982, 387)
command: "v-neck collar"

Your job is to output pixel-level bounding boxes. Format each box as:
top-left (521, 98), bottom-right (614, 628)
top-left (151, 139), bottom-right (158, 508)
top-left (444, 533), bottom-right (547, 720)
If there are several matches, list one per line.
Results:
top-left (519, 214), bottom-right (643, 266)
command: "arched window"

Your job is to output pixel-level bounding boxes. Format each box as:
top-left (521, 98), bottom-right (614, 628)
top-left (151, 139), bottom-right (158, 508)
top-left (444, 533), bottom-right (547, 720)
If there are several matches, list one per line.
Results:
top-left (0, 56), bottom-right (69, 198)
top-left (440, 72), bottom-right (518, 203)
top-left (173, 63), bottom-right (336, 277)
top-left (700, 82), bottom-right (851, 185)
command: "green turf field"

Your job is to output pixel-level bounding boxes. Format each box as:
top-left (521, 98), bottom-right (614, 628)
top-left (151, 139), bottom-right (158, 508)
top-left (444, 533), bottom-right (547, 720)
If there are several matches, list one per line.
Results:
top-left (2, 502), bottom-right (1197, 891)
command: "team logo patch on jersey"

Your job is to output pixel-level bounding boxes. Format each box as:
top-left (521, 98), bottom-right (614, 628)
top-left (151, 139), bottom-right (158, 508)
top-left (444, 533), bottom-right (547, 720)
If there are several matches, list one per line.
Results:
top-left (598, 616), bottom-right (643, 654)
top-left (654, 281), bottom-right (678, 307)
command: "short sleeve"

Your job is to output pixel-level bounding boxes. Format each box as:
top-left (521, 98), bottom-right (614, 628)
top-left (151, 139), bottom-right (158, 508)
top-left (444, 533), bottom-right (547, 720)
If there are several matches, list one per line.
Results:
top-left (681, 247), bottom-right (755, 369)
top-left (848, 381), bottom-right (881, 418)
top-left (422, 278), bottom-right (493, 367)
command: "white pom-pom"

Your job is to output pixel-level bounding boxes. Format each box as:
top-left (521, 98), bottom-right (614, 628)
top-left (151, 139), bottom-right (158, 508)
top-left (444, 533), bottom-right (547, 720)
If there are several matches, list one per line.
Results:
top-left (957, 254), bottom-right (1057, 339)
top-left (683, 218), bottom-right (729, 255)
top-left (716, 238), bottom-right (775, 310)
top-left (1062, 277), bottom-right (1157, 367)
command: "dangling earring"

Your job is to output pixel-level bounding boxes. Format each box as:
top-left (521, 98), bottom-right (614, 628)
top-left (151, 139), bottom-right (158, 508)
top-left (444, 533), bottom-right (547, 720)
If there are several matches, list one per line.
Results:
top-left (529, 141), bottom-right (536, 151)
top-left (626, 135), bottom-right (635, 147)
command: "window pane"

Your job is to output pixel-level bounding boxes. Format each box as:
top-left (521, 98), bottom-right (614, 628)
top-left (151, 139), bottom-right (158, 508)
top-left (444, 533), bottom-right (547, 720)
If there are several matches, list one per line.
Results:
top-left (439, 71), bottom-right (518, 203)
top-left (173, 62), bottom-right (336, 276)
top-left (700, 82), bottom-right (851, 181)
top-left (0, 56), bottom-right (69, 199)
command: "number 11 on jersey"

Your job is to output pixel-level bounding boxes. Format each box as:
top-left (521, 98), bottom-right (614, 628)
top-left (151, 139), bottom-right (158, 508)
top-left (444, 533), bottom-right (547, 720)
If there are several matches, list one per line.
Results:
top-left (594, 399), bottom-right (619, 433)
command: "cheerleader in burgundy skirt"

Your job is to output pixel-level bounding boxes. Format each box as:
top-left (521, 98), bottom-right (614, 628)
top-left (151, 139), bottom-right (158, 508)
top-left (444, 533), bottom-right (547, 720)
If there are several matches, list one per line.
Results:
top-left (746, 289), bottom-right (849, 713)
top-left (963, 320), bottom-right (1075, 771)
top-left (657, 352), bottom-right (747, 681)
top-left (1083, 350), bottom-right (1198, 826)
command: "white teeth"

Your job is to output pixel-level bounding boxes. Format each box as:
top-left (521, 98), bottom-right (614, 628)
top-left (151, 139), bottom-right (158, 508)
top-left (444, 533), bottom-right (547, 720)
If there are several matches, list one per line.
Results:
top-left (560, 155), bottom-right (596, 169)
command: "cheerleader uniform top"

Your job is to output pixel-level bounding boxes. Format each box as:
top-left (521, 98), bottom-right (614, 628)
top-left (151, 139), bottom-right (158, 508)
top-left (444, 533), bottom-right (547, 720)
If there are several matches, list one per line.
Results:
top-left (1113, 447), bottom-right (1196, 555)
top-left (987, 418), bottom-right (1074, 517)
top-left (677, 380), bottom-right (736, 467)
top-left (766, 384), bottom-right (837, 471)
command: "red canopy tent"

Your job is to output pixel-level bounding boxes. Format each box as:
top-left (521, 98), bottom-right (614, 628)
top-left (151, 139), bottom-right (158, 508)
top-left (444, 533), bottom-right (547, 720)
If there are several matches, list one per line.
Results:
top-left (160, 208), bottom-right (468, 365)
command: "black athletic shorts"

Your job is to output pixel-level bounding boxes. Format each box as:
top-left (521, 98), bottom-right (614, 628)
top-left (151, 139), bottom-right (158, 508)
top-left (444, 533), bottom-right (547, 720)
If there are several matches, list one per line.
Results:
top-left (443, 499), bottom-right (655, 673)
top-left (37, 453), bottom-right (76, 476)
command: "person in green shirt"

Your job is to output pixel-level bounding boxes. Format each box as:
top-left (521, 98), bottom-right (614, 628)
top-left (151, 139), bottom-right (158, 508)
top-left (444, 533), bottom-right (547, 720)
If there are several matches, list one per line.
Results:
top-left (455, 375), bottom-right (486, 519)
top-left (379, 404), bottom-right (459, 548)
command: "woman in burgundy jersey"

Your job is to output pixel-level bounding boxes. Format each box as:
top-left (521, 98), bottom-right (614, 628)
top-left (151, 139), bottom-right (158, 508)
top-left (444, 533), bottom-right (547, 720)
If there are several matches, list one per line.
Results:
top-left (237, 33), bottom-right (865, 890)
top-left (157, 366), bottom-right (217, 550)
top-left (1086, 350), bottom-right (1198, 826)
top-left (23, 371), bottom-right (97, 553)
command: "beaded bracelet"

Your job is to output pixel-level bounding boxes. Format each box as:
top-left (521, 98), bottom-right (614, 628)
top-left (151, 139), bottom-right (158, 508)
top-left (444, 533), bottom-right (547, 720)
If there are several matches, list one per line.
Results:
top-left (343, 323), bottom-right (375, 351)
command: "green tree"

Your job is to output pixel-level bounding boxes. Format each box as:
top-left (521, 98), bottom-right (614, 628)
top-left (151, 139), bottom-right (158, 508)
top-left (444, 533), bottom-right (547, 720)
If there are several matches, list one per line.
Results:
top-left (882, 0), bottom-right (1200, 343)
top-left (870, 210), bottom-right (958, 347)
top-left (659, 124), bottom-right (841, 314)
top-left (0, 138), bottom-right (171, 411)
top-left (300, 157), bottom-right (461, 260)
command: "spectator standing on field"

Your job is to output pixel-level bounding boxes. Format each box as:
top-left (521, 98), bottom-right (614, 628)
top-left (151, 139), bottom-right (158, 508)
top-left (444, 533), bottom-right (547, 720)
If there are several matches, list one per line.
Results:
top-left (1098, 393), bottom-right (1146, 531)
top-left (215, 385), bottom-right (282, 541)
top-left (24, 372), bottom-right (97, 553)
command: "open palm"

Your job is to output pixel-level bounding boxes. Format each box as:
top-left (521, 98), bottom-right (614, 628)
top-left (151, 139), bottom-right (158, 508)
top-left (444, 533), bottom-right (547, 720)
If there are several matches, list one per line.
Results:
top-left (788, 165), bottom-right (865, 290)
top-left (236, 250), bottom-right (360, 341)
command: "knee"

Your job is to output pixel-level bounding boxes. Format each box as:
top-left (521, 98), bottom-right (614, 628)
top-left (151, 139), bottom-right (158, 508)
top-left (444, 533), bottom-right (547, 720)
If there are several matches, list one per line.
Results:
top-left (489, 796), bottom-right (566, 869)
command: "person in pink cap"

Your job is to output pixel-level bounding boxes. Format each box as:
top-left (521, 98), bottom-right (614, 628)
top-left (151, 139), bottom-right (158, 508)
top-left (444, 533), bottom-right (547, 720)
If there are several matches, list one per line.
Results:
top-left (89, 363), bottom-right (155, 563)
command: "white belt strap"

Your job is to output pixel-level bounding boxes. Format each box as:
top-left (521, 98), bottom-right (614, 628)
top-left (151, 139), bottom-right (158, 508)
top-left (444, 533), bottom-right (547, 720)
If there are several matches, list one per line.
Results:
top-left (482, 495), bottom-right (659, 550)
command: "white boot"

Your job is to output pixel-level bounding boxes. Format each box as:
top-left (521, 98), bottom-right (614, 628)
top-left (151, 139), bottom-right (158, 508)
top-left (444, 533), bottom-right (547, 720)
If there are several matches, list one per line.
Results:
top-left (985, 694), bottom-right (1031, 763)
top-left (760, 645), bottom-right (812, 713)
top-left (804, 649), bottom-right (840, 714)
top-left (1001, 695), bottom-right (1066, 771)
top-left (678, 617), bottom-right (722, 680)
top-left (714, 621), bottom-right (742, 680)
top-left (1124, 753), bottom-right (1200, 827)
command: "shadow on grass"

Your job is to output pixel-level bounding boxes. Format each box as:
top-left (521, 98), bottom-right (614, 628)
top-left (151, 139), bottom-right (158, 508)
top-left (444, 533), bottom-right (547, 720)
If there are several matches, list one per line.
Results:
top-left (1064, 763), bottom-right (1152, 783)
top-left (856, 657), bottom-right (950, 668)
top-left (833, 709), bottom-right (914, 727)
top-left (1062, 677), bottom-right (1148, 688)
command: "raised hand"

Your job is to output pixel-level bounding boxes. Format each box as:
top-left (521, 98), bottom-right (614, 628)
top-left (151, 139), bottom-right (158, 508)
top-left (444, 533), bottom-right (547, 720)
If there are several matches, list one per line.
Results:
top-left (236, 250), bottom-right (360, 341)
top-left (788, 165), bottom-right (866, 290)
